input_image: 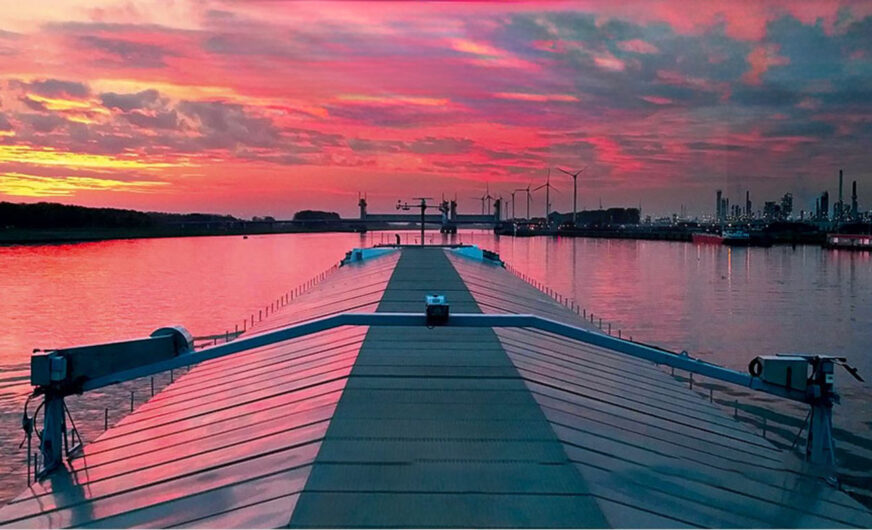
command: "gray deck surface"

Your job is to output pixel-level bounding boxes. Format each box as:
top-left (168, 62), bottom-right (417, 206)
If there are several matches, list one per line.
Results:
top-left (288, 248), bottom-right (607, 528)
top-left (1, 246), bottom-right (871, 528)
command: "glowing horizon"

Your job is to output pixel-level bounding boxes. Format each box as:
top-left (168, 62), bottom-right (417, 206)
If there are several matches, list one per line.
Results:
top-left (1, 1), bottom-right (871, 218)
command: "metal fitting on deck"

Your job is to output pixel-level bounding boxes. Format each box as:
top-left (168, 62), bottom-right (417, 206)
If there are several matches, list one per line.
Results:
top-left (425, 295), bottom-right (449, 325)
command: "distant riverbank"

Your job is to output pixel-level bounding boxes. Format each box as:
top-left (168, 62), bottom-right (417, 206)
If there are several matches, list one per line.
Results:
top-left (0, 225), bottom-right (364, 245)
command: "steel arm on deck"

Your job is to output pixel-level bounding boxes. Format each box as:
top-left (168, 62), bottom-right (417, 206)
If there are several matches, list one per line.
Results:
top-left (30, 311), bottom-right (849, 476)
top-left (82, 312), bottom-right (803, 400)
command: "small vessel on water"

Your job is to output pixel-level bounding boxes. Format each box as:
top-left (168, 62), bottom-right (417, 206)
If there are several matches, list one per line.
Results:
top-left (692, 227), bottom-right (755, 246)
top-left (722, 227), bottom-right (751, 246)
top-left (824, 233), bottom-right (872, 251)
top-left (691, 231), bottom-right (724, 245)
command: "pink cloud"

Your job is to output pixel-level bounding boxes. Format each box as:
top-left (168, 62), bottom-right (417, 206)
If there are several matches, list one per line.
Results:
top-left (617, 39), bottom-right (659, 54)
top-left (641, 95), bottom-right (672, 105)
top-left (593, 53), bottom-right (625, 72)
top-left (742, 44), bottom-right (790, 85)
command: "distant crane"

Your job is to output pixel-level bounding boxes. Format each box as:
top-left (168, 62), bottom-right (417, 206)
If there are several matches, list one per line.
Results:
top-left (397, 197), bottom-right (435, 246)
top-left (557, 165), bottom-right (588, 226)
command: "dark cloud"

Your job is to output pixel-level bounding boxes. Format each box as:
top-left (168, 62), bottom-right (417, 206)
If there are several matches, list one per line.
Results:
top-left (78, 36), bottom-right (175, 68)
top-left (731, 85), bottom-right (801, 106)
top-left (177, 100), bottom-right (280, 148)
top-left (124, 109), bottom-right (181, 130)
top-left (409, 137), bottom-right (472, 155)
top-left (100, 89), bottom-right (162, 111)
top-left (761, 120), bottom-right (836, 138)
top-left (347, 138), bottom-right (404, 153)
top-left (16, 112), bottom-right (68, 133)
top-left (283, 128), bottom-right (345, 148)
top-left (687, 141), bottom-right (748, 152)
top-left (326, 102), bottom-right (461, 128)
top-left (19, 96), bottom-right (49, 112)
top-left (14, 78), bottom-right (89, 99)
top-left (347, 136), bottom-right (473, 156)
top-left (763, 16), bottom-right (842, 84)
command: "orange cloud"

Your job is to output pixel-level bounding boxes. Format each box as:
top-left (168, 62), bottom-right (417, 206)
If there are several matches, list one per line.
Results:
top-left (493, 92), bottom-right (579, 103)
top-left (0, 172), bottom-right (168, 197)
top-left (0, 145), bottom-right (186, 170)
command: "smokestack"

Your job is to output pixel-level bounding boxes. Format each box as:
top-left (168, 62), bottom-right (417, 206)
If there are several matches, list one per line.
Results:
top-left (716, 189), bottom-right (722, 220)
top-left (839, 169), bottom-right (844, 205)
top-left (852, 180), bottom-right (858, 217)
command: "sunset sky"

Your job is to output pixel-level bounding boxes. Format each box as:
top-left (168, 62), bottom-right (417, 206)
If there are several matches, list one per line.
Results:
top-left (1, 1), bottom-right (871, 218)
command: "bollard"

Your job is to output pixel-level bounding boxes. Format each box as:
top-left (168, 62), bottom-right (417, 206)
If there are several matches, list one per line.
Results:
top-left (225, 330), bottom-right (229, 343)
top-left (590, 313), bottom-right (594, 323)
top-left (251, 315), bottom-right (254, 327)
top-left (734, 400), bottom-right (738, 418)
top-left (608, 323), bottom-right (611, 335)
top-left (130, 391), bottom-right (134, 412)
top-left (235, 323), bottom-right (238, 335)
top-left (709, 387), bottom-right (713, 403)
top-left (259, 310), bottom-right (262, 322)
top-left (104, 408), bottom-right (109, 430)
top-left (689, 373), bottom-right (693, 390)
top-left (151, 376), bottom-right (155, 396)
top-left (762, 417), bottom-right (767, 438)
top-left (583, 309), bottom-right (586, 318)
top-left (671, 366), bottom-right (675, 376)
top-left (618, 329), bottom-right (621, 339)
top-left (171, 369), bottom-right (174, 383)
top-left (598, 318), bottom-right (602, 329)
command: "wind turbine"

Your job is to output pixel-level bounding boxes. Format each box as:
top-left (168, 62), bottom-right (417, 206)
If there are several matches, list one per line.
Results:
top-left (514, 182), bottom-right (533, 220)
top-left (471, 193), bottom-right (486, 214)
top-left (510, 190), bottom-right (519, 220)
top-left (557, 165), bottom-right (588, 226)
top-left (534, 168), bottom-right (560, 222)
top-left (472, 184), bottom-right (495, 215)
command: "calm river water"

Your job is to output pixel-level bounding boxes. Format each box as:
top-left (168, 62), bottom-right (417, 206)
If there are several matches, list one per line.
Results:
top-left (0, 231), bottom-right (870, 505)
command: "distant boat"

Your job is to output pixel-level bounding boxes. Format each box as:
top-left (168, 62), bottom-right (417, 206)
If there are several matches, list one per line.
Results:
top-left (722, 227), bottom-right (751, 246)
top-left (243, 235), bottom-right (248, 239)
top-left (824, 233), bottom-right (872, 250)
top-left (691, 232), bottom-right (723, 245)
top-left (692, 227), bottom-right (751, 246)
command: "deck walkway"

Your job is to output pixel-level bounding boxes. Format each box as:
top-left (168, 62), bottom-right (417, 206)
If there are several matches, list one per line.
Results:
top-left (1, 246), bottom-right (871, 528)
top-left (289, 248), bottom-right (606, 528)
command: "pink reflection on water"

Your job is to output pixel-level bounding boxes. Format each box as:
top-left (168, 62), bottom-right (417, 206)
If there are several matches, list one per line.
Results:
top-left (0, 233), bottom-right (368, 364)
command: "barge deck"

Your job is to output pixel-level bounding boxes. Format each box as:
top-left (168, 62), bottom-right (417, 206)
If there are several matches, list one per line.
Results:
top-left (1, 246), bottom-right (870, 528)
